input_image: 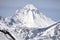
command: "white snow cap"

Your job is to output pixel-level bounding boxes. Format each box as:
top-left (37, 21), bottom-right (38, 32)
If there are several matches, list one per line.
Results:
top-left (8, 4), bottom-right (55, 28)
top-left (24, 4), bottom-right (37, 10)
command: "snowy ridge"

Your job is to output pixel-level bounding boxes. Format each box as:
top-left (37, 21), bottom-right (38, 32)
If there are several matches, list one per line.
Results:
top-left (0, 4), bottom-right (60, 40)
top-left (5, 4), bottom-right (55, 28)
top-left (0, 20), bottom-right (60, 40)
top-left (24, 4), bottom-right (37, 10)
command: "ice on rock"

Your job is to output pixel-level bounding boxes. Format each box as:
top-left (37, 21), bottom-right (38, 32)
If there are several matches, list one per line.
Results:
top-left (0, 4), bottom-right (60, 40)
top-left (24, 4), bottom-right (37, 10)
top-left (14, 4), bottom-right (55, 28)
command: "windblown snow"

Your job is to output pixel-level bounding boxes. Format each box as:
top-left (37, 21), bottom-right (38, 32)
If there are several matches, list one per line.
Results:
top-left (0, 4), bottom-right (60, 40)
top-left (5, 4), bottom-right (55, 28)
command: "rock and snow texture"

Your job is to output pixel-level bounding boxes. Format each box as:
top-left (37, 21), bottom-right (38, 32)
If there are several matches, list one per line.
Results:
top-left (5, 4), bottom-right (55, 28)
top-left (0, 22), bottom-right (9, 40)
top-left (0, 4), bottom-right (60, 40)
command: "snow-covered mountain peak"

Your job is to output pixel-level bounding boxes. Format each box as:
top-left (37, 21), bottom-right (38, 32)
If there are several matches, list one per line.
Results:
top-left (5, 4), bottom-right (55, 28)
top-left (24, 4), bottom-right (37, 10)
top-left (0, 4), bottom-right (60, 40)
top-left (16, 4), bottom-right (37, 14)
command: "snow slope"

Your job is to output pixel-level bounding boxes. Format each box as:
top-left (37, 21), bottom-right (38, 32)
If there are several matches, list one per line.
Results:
top-left (0, 22), bottom-right (9, 40)
top-left (5, 4), bottom-right (55, 28)
top-left (0, 4), bottom-right (60, 40)
top-left (0, 20), bottom-right (60, 40)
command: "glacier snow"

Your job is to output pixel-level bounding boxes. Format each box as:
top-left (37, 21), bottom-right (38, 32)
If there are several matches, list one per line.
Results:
top-left (0, 4), bottom-right (60, 40)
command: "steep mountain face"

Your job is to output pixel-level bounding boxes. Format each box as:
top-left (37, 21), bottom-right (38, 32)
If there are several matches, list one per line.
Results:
top-left (53, 23), bottom-right (60, 40)
top-left (5, 4), bottom-right (55, 28)
top-left (0, 4), bottom-right (60, 40)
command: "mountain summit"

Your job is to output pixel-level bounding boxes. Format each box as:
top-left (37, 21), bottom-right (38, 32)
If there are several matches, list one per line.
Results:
top-left (5, 4), bottom-right (55, 28)
top-left (0, 4), bottom-right (60, 40)
top-left (24, 4), bottom-right (37, 10)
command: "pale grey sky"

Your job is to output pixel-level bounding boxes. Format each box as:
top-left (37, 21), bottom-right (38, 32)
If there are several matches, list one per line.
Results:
top-left (0, 0), bottom-right (60, 21)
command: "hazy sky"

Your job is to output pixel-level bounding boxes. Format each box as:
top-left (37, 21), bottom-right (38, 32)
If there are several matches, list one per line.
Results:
top-left (0, 0), bottom-right (60, 21)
